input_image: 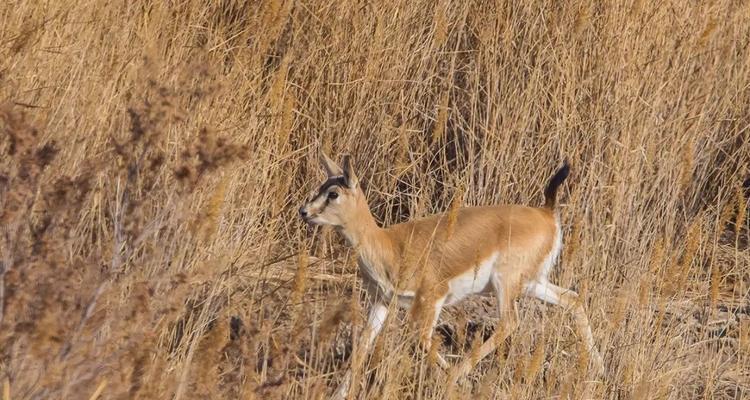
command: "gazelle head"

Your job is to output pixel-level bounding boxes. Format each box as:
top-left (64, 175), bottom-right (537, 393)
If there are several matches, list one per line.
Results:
top-left (299, 152), bottom-right (363, 227)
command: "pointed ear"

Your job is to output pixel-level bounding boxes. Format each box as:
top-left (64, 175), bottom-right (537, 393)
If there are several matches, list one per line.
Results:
top-left (319, 151), bottom-right (343, 177)
top-left (341, 154), bottom-right (359, 189)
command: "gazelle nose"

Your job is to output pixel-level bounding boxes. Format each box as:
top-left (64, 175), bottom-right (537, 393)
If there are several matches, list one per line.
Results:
top-left (299, 207), bottom-right (308, 218)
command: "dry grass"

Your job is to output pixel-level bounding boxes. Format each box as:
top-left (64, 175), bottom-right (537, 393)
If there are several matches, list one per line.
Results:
top-left (1, 0), bottom-right (749, 399)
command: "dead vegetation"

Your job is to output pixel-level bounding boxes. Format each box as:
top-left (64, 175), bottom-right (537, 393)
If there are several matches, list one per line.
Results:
top-left (1, 0), bottom-right (749, 399)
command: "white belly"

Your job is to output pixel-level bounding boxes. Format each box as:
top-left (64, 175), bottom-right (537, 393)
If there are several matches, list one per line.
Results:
top-left (444, 252), bottom-right (498, 305)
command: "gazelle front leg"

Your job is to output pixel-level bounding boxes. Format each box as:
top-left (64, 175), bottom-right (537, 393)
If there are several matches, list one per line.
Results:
top-left (417, 295), bottom-right (449, 370)
top-left (333, 301), bottom-right (388, 400)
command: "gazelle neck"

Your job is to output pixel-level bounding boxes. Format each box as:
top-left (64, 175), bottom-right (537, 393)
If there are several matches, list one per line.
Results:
top-left (336, 193), bottom-right (396, 294)
top-left (336, 194), bottom-right (384, 248)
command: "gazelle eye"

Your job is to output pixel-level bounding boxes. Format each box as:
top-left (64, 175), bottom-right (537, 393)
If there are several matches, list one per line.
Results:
top-left (327, 191), bottom-right (339, 200)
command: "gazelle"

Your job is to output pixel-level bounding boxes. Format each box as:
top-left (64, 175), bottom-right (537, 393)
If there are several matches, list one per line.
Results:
top-left (300, 153), bottom-right (604, 398)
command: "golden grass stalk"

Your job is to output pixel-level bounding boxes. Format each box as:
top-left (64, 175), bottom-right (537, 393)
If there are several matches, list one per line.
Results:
top-left (680, 138), bottom-right (695, 192)
top-left (649, 237), bottom-right (666, 274)
top-left (633, 375), bottom-right (651, 400)
top-left (630, 0), bottom-right (644, 17)
top-left (636, 270), bottom-right (651, 307)
top-left (574, 6), bottom-right (591, 36)
top-left (433, 4), bottom-right (448, 47)
top-left (652, 288), bottom-right (670, 340)
top-left (255, 0), bottom-right (285, 60)
top-left (431, 91), bottom-right (449, 142)
top-left (575, 341), bottom-right (589, 377)
top-left (194, 317), bottom-right (229, 397)
top-left (349, 278), bottom-right (364, 330)
top-left (709, 260), bottom-right (720, 308)
top-left (445, 184), bottom-right (463, 239)
top-left (621, 358), bottom-right (635, 387)
top-left (558, 373), bottom-right (574, 400)
top-left (739, 320), bottom-right (750, 357)
top-left (609, 291), bottom-right (629, 329)
top-left (278, 92), bottom-right (296, 149)
top-left (512, 353), bottom-right (526, 384)
top-left (427, 332), bottom-right (441, 366)
top-left (199, 176), bottom-right (227, 243)
top-left (563, 218), bottom-right (583, 263)
top-left (524, 337), bottom-right (545, 381)
top-left (677, 218), bottom-right (703, 290)
top-left (292, 248), bottom-right (309, 308)
top-left (663, 266), bottom-right (680, 297)
top-left (319, 301), bottom-right (349, 344)
top-left (268, 57), bottom-right (289, 112)
top-left (718, 198), bottom-right (736, 234)
top-left (467, 329), bottom-right (484, 368)
top-left (395, 122), bottom-right (411, 175)
top-left (735, 186), bottom-right (746, 236)
top-left (88, 379), bottom-right (107, 400)
top-left (697, 19), bottom-right (718, 49)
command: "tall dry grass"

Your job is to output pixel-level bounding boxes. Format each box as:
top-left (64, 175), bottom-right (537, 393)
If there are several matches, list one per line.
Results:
top-left (1, 0), bottom-right (749, 398)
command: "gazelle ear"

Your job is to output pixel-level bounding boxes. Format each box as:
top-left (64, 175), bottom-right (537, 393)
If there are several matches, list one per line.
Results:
top-left (319, 151), bottom-right (343, 177)
top-left (341, 154), bottom-right (359, 189)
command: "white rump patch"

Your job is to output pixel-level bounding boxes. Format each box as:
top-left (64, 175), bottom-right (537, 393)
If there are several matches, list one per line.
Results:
top-left (445, 252), bottom-right (499, 305)
top-left (538, 220), bottom-right (563, 281)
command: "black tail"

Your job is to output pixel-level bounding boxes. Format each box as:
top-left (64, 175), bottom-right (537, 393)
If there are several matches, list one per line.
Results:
top-left (544, 161), bottom-right (570, 208)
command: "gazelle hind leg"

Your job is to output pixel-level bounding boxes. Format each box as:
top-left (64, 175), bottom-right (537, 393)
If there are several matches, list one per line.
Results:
top-left (526, 280), bottom-right (604, 375)
top-left (449, 273), bottom-right (518, 384)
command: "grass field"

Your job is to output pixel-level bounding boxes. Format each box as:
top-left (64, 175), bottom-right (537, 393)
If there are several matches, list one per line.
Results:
top-left (1, 1), bottom-right (749, 399)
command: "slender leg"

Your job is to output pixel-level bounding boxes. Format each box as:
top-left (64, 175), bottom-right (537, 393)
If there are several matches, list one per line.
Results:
top-left (526, 280), bottom-right (604, 375)
top-left (421, 296), bottom-right (449, 369)
top-left (333, 301), bottom-right (389, 400)
top-left (364, 301), bottom-right (389, 349)
top-left (450, 274), bottom-right (518, 382)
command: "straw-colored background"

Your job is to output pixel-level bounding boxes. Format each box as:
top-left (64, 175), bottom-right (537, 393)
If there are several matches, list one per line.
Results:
top-left (1, 1), bottom-right (748, 398)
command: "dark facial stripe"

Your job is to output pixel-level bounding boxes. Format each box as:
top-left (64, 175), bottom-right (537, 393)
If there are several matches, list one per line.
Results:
top-left (317, 176), bottom-right (348, 195)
